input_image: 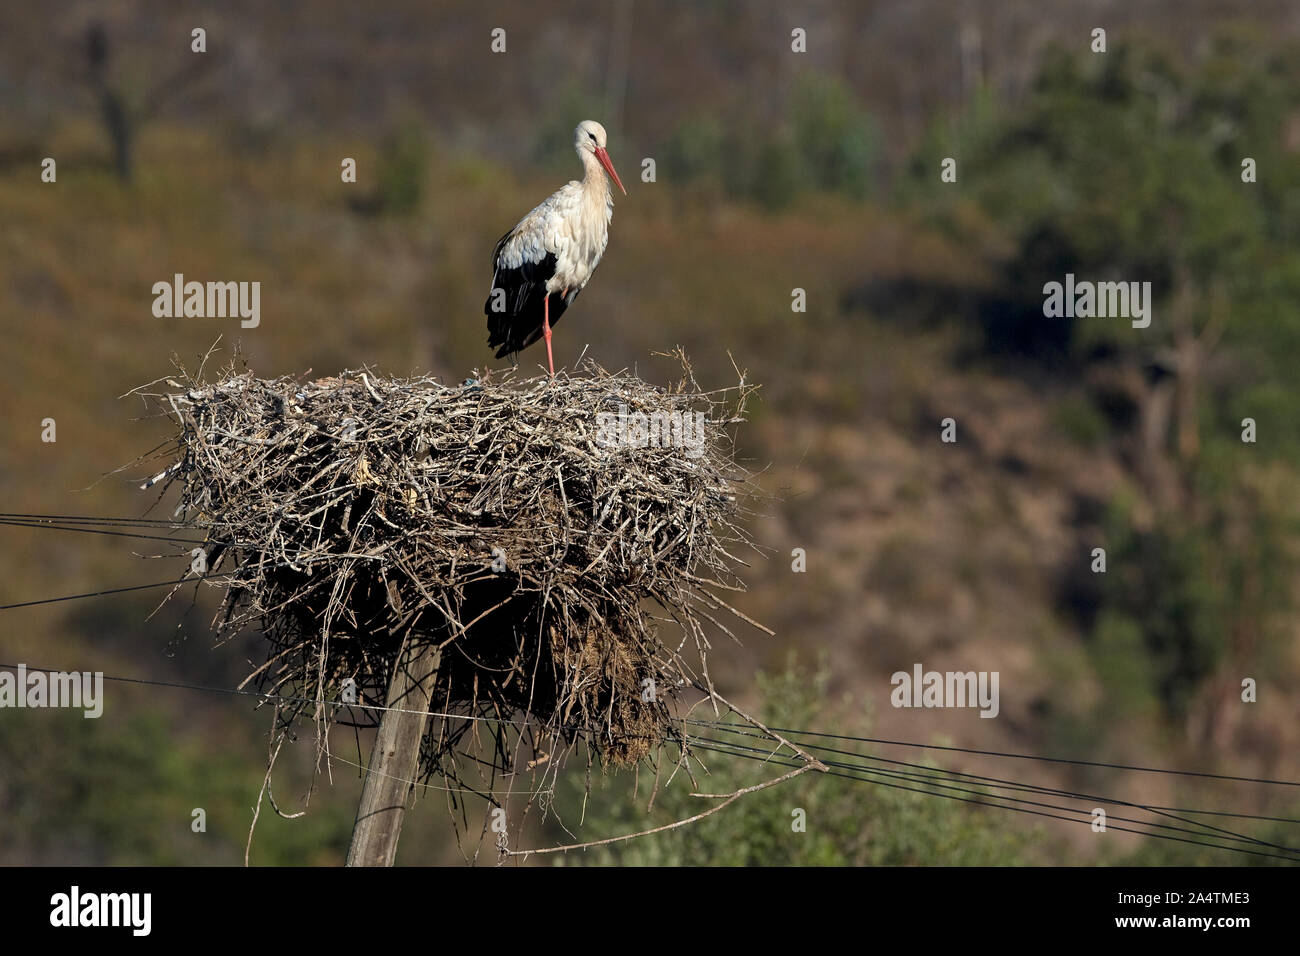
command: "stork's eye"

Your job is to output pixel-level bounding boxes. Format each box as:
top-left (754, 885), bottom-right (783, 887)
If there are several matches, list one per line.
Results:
top-left (588, 132), bottom-right (597, 141)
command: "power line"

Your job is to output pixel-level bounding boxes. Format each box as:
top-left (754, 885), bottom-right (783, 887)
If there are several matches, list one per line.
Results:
top-left (688, 740), bottom-right (1300, 864)
top-left (0, 512), bottom-right (197, 527)
top-left (685, 717), bottom-right (1300, 789)
top-left (0, 514), bottom-right (388, 609)
top-left (693, 738), bottom-right (1300, 863)
top-left (695, 719), bottom-right (1300, 827)
top-left (3, 513), bottom-right (1295, 860)
top-left (0, 662), bottom-right (528, 726)
top-left (4, 662), bottom-right (1294, 862)
top-left (0, 577), bottom-right (210, 611)
top-left (6, 659), bottom-right (1293, 820)
top-left (689, 733), bottom-right (1298, 856)
top-left (0, 549), bottom-right (345, 612)
top-left (20, 517), bottom-right (1276, 804)
top-left (0, 516), bottom-right (207, 546)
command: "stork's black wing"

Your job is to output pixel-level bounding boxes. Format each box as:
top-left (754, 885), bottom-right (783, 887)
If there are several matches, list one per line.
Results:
top-left (484, 230), bottom-right (578, 361)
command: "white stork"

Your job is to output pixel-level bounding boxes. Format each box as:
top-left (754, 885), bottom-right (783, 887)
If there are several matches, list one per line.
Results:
top-left (485, 120), bottom-right (627, 375)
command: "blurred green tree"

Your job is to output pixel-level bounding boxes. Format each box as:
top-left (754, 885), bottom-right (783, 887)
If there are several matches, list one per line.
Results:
top-left (906, 31), bottom-right (1300, 741)
top-left (662, 74), bottom-right (879, 209)
top-left (790, 73), bottom-right (880, 199)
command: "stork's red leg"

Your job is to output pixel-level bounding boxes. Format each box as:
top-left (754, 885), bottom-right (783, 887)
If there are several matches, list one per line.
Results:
top-left (542, 294), bottom-right (555, 376)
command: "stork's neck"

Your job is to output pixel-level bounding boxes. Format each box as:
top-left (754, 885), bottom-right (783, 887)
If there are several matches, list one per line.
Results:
top-left (580, 148), bottom-right (611, 200)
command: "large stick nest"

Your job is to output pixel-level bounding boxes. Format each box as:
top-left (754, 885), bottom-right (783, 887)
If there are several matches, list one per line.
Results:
top-left (138, 353), bottom-right (761, 787)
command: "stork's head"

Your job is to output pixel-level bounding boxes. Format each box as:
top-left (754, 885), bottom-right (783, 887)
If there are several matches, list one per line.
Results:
top-left (575, 120), bottom-right (626, 195)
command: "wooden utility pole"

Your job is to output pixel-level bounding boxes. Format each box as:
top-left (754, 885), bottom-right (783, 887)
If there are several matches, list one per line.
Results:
top-left (346, 638), bottom-right (441, 866)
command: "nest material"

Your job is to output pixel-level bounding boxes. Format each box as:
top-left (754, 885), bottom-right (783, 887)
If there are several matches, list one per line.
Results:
top-left (142, 355), bottom-right (759, 781)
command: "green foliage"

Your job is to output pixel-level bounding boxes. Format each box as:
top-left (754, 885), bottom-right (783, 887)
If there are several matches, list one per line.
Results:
top-left (1089, 460), bottom-right (1298, 722)
top-left (1218, 253), bottom-right (1300, 463)
top-left (790, 74), bottom-right (879, 199)
top-left (661, 114), bottom-right (727, 185)
top-left (662, 74), bottom-right (878, 209)
top-left (911, 32), bottom-right (1300, 362)
top-left (1095, 506), bottom-right (1224, 718)
top-left (0, 704), bottom-right (353, 865)
top-left (374, 122), bottom-right (428, 216)
top-left (550, 656), bottom-right (1047, 866)
top-left (1089, 612), bottom-right (1162, 720)
top-left (750, 134), bottom-right (804, 210)
top-left (903, 31), bottom-right (1300, 734)
top-left (1121, 811), bottom-right (1300, 866)
top-left (531, 85), bottom-right (607, 172)
top-left (1053, 394), bottom-right (1110, 447)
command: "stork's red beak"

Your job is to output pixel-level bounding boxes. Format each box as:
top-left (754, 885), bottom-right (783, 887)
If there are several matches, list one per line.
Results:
top-left (595, 146), bottom-right (626, 195)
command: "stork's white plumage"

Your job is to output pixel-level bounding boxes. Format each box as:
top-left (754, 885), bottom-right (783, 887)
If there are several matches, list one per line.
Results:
top-left (485, 120), bottom-right (627, 375)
